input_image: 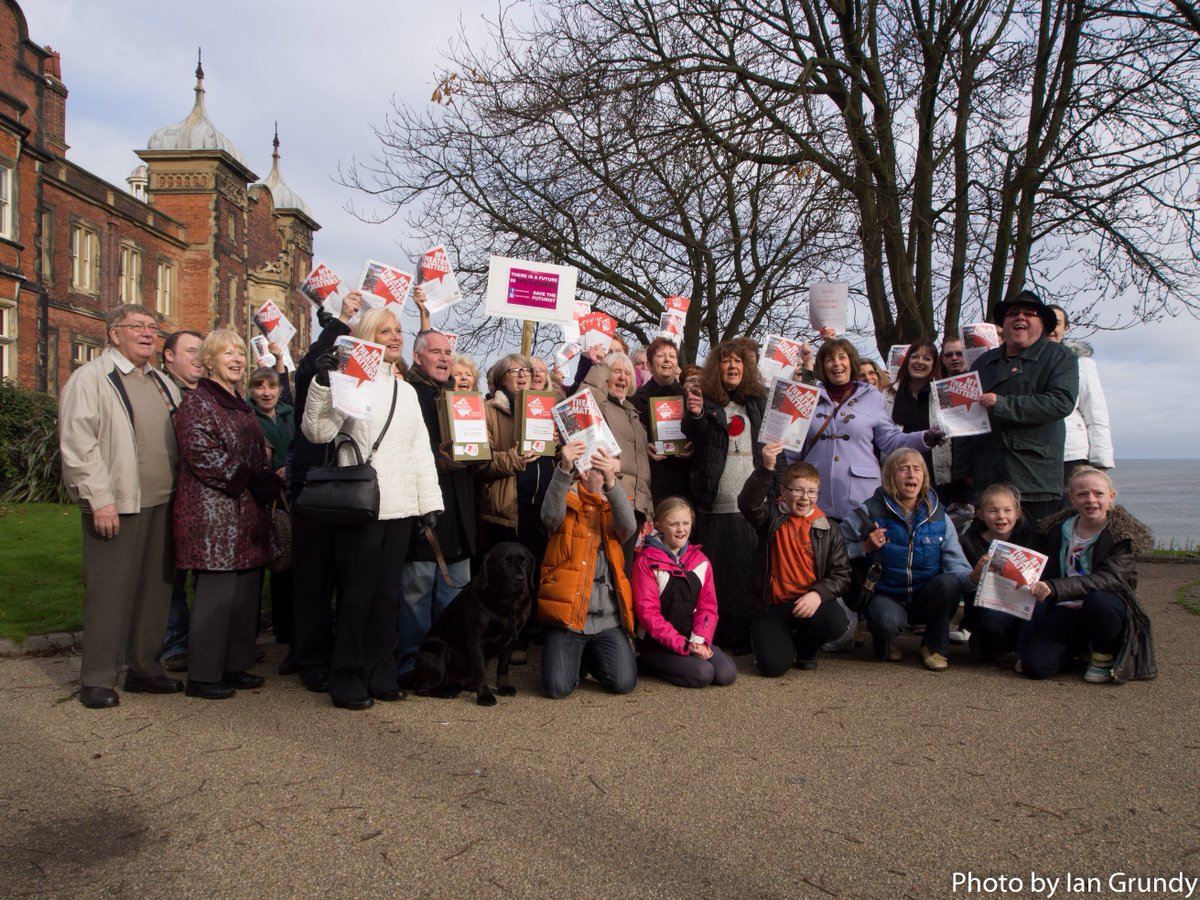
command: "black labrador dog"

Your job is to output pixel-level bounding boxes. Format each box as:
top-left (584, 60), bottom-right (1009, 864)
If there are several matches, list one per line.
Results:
top-left (404, 542), bottom-right (535, 706)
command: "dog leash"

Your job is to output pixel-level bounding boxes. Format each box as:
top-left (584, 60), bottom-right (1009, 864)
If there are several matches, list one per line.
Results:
top-left (422, 524), bottom-right (452, 585)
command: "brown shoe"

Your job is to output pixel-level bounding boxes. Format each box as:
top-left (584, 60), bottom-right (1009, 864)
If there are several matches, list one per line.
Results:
top-left (80, 686), bottom-right (119, 708)
top-left (920, 646), bottom-right (949, 671)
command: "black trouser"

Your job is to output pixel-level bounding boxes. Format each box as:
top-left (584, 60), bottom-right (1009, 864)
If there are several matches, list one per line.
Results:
top-left (290, 512), bottom-right (339, 683)
top-left (189, 569), bottom-right (261, 683)
top-left (330, 517), bottom-right (414, 704)
top-left (751, 599), bottom-right (850, 677)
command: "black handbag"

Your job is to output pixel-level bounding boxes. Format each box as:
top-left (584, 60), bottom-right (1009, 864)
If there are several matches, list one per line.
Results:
top-left (295, 382), bottom-right (397, 525)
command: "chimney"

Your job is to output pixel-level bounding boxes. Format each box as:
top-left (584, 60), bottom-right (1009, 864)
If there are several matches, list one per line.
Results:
top-left (42, 46), bottom-right (69, 157)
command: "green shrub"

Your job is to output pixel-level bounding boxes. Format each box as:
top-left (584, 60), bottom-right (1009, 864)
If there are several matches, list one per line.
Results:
top-left (0, 381), bottom-right (67, 503)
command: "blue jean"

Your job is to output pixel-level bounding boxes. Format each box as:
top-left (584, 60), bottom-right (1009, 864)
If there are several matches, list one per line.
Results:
top-left (541, 626), bottom-right (637, 698)
top-left (866, 572), bottom-right (960, 655)
top-left (1022, 591), bottom-right (1127, 679)
top-left (396, 558), bottom-right (471, 674)
top-left (160, 568), bottom-right (191, 660)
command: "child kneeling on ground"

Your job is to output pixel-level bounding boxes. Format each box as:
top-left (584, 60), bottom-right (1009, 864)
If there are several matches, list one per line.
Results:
top-left (1022, 467), bottom-right (1156, 683)
top-left (737, 442), bottom-right (851, 676)
top-left (537, 441), bottom-right (638, 698)
top-left (631, 496), bottom-right (737, 688)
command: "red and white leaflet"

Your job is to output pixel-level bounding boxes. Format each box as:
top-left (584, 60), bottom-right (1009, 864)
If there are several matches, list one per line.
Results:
top-left (808, 283), bottom-right (848, 334)
top-left (664, 295), bottom-right (691, 315)
top-left (961, 322), bottom-right (1000, 367)
top-left (443, 332), bottom-right (458, 352)
top-left (573, 300), bottom-right (591, 320)
top-left (520, 391), bottom-right (557, 454)
top-left (249, 335), bottom-right (275, 368)
top-left (932, 372), bottom-right (991, 437)
top-left (656, 310), bottom-right (685, 346)
top-left (359, 259), bottom-right (413, 308)
top-left (418, 245), bottom-right (464, 312)
top-left (976, 540), bottom-right (1049, 621)
top-left (447, 393), bottom-right (487, 445)
top-left (561, 300), bottom-right (591, 342)
top-left (551, 387), bottom-right (621, 472)
top-left (328, 336), bottom-right (386, 420)
top-left (649, 396), bottom-right (685, 454)
top-left (760, 334), bottom-right (806, 383)
top-left (887, 344), bottom-right (911, 382)
top-left (300, 261), bottom-right (343, 313)
top-left (760, 376), bottom-right (821, 452)
top-left (579, 311), bottom-right (618, 352)
top-left (253, 299), bottom-right (296, 369)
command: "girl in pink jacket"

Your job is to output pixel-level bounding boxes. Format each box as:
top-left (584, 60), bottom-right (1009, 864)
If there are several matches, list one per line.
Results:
top-left (632, 497), bottom-right (737, 688)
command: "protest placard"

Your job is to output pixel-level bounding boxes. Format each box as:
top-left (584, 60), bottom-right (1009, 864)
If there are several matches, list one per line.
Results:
top-left (656, 311), bottom-right (685, 345)
top-left (976, 541), bottom-right (1049, 621)
top-left (249, 335), bottom-right (275, 369)
top-left (759, 377), bottom-right (821, 451)
top-left (648, 396), bottom-right (686, 455)
top-left (808, 283), bottom-right (848, 333)
top-left (932, 372), bottom-right (991, 437)
top-left (518, 390), bottom-right (558, 456)
top-left (438, 391), bottom-right (491, 461)
top-left (485, 256), bottom-right (576, 324)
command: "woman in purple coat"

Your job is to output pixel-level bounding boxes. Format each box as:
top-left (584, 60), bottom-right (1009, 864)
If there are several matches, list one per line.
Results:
top-left (787, 338), bottom-right (942, 522)
top-left (174, 330), bottom-right (280, 700)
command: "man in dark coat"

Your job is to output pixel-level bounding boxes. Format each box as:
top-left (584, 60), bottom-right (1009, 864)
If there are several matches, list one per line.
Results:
top-left (955, 289), bottom-right (1079, 523)
top-left (398, 329), bottom-right (479, 674)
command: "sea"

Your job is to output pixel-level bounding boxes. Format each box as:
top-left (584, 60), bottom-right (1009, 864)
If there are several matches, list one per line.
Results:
top-left (1110, 459), bottom-right (1200, 549)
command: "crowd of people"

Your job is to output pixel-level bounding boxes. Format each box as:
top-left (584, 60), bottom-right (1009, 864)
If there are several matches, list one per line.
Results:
top-left (57, 287), bottom-right (1156, 710)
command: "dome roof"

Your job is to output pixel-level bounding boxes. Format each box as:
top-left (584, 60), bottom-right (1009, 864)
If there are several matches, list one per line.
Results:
top-left (146, 51), bottom-right (247, 167)
top-left (256, 125), bottom-right (311, 216)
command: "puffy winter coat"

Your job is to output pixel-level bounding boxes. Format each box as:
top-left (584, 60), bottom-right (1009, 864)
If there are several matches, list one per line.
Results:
top-left (682, 393), bottom-right (766, 512)
top-left (174, 378), bottom-right (274, 571)
top-left (1062, 340), bottom-right (1114, 468)
top-left (632, 536), bottom-right (718, 654)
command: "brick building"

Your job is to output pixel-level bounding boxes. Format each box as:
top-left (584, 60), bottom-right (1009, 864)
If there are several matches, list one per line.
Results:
top-left (0, 0), bottom-right (318, 395)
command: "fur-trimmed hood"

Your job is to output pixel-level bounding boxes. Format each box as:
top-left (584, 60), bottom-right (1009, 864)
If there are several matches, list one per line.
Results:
top-left (1064, 338), bottom-right (1095, 359)
top-left (1040, 503), bottom-right (1153, 554)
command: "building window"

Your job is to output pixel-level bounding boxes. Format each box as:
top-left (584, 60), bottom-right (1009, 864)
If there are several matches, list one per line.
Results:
top-left (70, 222), bottom-right (100, 294)
top-left (156, 261), bottom-right (176, 318)
top-left (0, 301), bottom-right (14, 379)
top-left (41, 209), bottom-right (54, 282)
top-left (227, 213), bottom-right (236, 241)
top-left (119, 243), bottom-right (143, 303)
top-left (45, 328), bottom-right (59, 396)
top-left (71, 335), bottom-right (103, 369)
top-left (0, 165), bottom-right (13, 239)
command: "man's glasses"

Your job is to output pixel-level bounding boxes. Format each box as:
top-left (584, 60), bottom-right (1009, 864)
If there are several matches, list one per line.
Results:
top-left (113, 323), bottom-right (158, 334)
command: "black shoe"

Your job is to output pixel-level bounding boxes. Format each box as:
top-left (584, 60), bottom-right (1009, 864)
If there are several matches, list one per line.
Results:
top-left (301, 669), bottom-right (330, 693)
top-left (185, 680), bottom-right (236, 700)
top-left (162, 654), bottom-right (189, 673)
top-left (124, 674), bottom-right (184, 694)
top-left (278, 656), bottom-right (300, 676)
top-left (371, 688), bottom-right (406, 702)
top-left (794, 658), bottom-right (818, 671)
top-left (332, 696), bottom-right (374, 710)
top-left (80, 686), bottom-right (119, 708)
top-left (223, 671), bottom-right (265, 689)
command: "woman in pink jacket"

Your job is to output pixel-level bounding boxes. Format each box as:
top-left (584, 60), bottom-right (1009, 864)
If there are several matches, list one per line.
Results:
top-left (632, 497), bottom-right (737, 688)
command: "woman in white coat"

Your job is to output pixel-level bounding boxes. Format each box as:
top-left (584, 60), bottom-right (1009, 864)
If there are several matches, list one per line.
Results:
top-left (303, 307), bottom-right (443, 709)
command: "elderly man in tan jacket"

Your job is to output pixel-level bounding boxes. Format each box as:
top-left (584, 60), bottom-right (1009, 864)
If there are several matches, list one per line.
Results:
top-left (59, 304), bottom-right (183, 708)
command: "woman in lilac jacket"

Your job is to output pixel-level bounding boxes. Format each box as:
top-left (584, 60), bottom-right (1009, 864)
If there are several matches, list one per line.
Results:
top-left (786, 338), bottom-right (942, 521)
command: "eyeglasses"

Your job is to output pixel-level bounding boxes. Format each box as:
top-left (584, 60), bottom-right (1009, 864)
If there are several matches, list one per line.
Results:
top-left (942, 350), bottom-right (964, 357)
top-left (1004, 307), bottom-right (1037, 319)
top-left (113, 323), bottom-right (158, 334)
top-left (506, 367), bottom-right (532, 377)
top-left (782, 487), bottom-right (819, 497)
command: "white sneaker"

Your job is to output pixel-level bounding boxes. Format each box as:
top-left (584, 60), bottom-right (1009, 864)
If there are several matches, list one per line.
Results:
top-left (949, 628), bottom-right (971, 644)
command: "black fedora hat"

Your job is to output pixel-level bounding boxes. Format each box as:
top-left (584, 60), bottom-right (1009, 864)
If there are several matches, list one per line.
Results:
top-left (991, 289), bottom-right (1058, 334)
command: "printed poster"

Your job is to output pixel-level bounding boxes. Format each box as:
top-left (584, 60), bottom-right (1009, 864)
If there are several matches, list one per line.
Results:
top-left (299, 261), bottom-right (343, 314)
top-left (519, 390), bottom-right (558, 456)
top-left (439, 391), bottom-right (491, 461)
top-left (887, 344), bottom-right (911, 382)
top-left (252, 299), bottom-right (296, 370)
top-left (962, 322), bottom-right (1000, 367)
top-left (656, 311), bottom-right (685, 346)
top-left (418, 245), bottom-right (464, 312)
top-left (358, 260), bottom-right (413, 308)
top-left (808, 283), bottom-right (848, 334)
top-left (551, 387), bottom-right (621, 472)
top-left (759, 377), bottom-right (821, 452)
top-left (760, 334), bottom-right (807, 384)
top-left (328, 335), bottom-right (386, 420)
top-left (485, 256), bottom-right (576, 325)
top-left (932, 372), bottom-right (991, 437)
top-left (648, 395), bottom-right (686, 455)
top-left (975, 540), bottom-right (1049, 621)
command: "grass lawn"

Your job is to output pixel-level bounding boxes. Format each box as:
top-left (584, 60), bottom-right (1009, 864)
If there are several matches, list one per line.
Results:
top-left (0, 503), bottom-right (83, 642)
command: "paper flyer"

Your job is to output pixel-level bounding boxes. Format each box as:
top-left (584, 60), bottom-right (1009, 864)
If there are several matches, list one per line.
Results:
top-left (887, 344), bottom-right (911, 382)
top-left (760, 334), bottom-right (807, 384)
top-left (299, 261), bottom-right (343, 313)
top-left (932, 372), bottom-right (991, 437)
top-left (443, 332), bottom-right (458, 352)
top-left (664, 295), bottom-right (691, 315)
top-left (252, 299), bottom-right (296, 370)
top-left (438, 391), bottom-right (491, 461)
top-left (249, 334), bottom-right (275, 369)
top-left (328, 335), bottom-right (386, 420)
top-left (962, 322), bottom-right (1000, 367)
top-left (648, 395), bottom-right (686, 455)
top-left (518, 390), bottom-right (558, 456)
top-left (578, 311), bottom-right (618, 352)
top-left (551, 387), bottom-right (621, 472)
top-left (656, 310), bottom-right (685, 346)
top-left (759, 376), bottom-right (821, 451)
top-left (358, 259), bottom-right (413, 308)
top-left (561, 300), bottom-right (591, 342)
top-left (975, 540), bottom-right (1049, 621)
top-left (485, 256), bottom-right (576, 325)
top-left (418, 245), bottom-right (464, 313)
top-left (808, 283), bottom-right (848, 334)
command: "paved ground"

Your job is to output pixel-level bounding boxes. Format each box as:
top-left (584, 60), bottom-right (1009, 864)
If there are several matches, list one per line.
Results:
top-left (2, 562), bottom-right (1198, 898)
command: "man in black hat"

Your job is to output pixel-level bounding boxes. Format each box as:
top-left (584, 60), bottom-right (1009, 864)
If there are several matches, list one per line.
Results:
top-left (954, 289), bottom-right (1079, 523)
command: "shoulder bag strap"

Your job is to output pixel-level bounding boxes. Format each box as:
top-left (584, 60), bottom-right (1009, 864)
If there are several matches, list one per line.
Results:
top-left (801, 384), bottom-right (856, 460)
top-left (365, 380), bottom-right (399, 464)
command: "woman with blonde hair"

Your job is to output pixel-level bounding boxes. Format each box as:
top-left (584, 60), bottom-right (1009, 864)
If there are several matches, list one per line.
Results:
top-left (450, 354), bottom-right (479, 392)
top-left (174, 329), bottom-right (279, 699)
top-left (303, 306), bottom-right (443, 709)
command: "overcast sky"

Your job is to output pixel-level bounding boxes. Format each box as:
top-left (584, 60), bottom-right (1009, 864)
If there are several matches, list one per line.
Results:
top-left (23, 0), bottom-right (1200, 459)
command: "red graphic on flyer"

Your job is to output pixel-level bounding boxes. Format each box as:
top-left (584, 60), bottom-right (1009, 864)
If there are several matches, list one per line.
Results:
top-left (578, 312), bottom-right (617, 338)
top-left (770, 338), bottom-right (803, 366)
top-left (255, 300), bottom-right (282, 332)
top-left (664, 295), bottom-right (691, 314)
top-left (451, 395), bottom-right (484, 421)
top-left (999, 547), bottom-right (1042, 587)
top-left (777, 383), bottom-right (818, 420)
top-left (421, 246), bottom-right (452, 279)
top-left (526, 395), bottom-right (553, 420)
top-left (361, 262), bottom-right (413, 305)
top-left (300, 262), bottom-right (342, 305)
top-left (655, 398), bottom-right (683, 422)
top-left (946, 374), bottom-right (982, 409)
top-left (341, 340), bottom-right (383, 388)
top-left (507, 268), bottom-right (560, 310)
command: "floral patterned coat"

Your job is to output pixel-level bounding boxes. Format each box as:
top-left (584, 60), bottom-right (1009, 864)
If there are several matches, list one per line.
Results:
top-left (174, 378), bottom-right (274, 571)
